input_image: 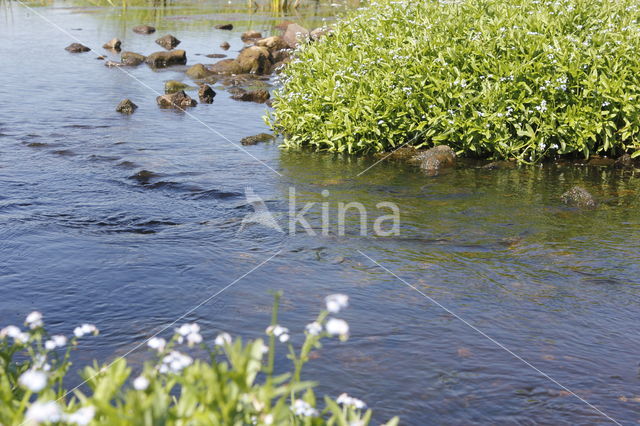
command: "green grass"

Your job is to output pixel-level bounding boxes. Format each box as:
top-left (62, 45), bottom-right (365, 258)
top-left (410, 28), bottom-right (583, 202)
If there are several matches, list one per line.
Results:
top-left (269, 0), bottom-right (640, 162)
top-left (0, 293), bottom-right (399, 425)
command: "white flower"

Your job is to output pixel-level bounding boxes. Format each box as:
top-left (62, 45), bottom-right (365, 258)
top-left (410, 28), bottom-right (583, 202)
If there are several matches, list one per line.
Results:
top-left (147, 337), bottom-right (166, 352)
top-left (264, 414), bottom-right (274, 425)
top-left (305, 322), bottom-right (322, 336)
top-left (336, 393), bottom-right (366, 409)
top-left (326, 318), bottom-right (349, 337)
top-left (214, 332), bottom-right (232, 346)
top-left (25, 311), bottom-right (43, 329)
top-left (177, 323), bottom-right (200, 337)
top-left (133, 376), bottom-right (150, 391)
top-left (66, 406), bottom-right (95, 425)
top-left (186, 332), bottom-right (202, 347)
top-left (325, 294), bottom-right (349, 313)
top-left (266, 325), bottom-right (289, 343)
top-left (19, 369), bottom-right (47, 392)
top-left (161, 351), bottom-right (192, 373)
top-left (74, 324), bottom-right (98, 338)
top-left (0, 325), bottom-right (28, 343)
top-left (45, 335), bottom-right (67, 351)
top-left (25, 401), bottom-right (62, 423)
top-left (292, 399), bottom-right (318, 417)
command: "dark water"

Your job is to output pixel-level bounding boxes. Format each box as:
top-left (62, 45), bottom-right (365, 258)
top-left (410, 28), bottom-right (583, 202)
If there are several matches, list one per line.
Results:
top-left (1, 2), bottom-right (640, 424)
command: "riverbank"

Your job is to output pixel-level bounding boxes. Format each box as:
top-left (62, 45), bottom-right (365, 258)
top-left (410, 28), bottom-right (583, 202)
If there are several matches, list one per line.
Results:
top-left (270, 0), bottom-right (640, 164)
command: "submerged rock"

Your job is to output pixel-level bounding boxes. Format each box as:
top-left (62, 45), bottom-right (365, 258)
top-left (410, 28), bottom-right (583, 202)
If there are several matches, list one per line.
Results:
top-left (104, 60), bottom-right (123, 67)
top-left (145, 50), bottom-right (187, 68)
top-left (241, 30), bottom-right (263, 42)
top-left (164, 80), bottom-right (191, 93)
top-left (231, 88), bottom-right (270, 103)
top-left (198, 84), bottom-right (216, 104)
top-left (205, 53), bottom-right (227, 58)
top-left (121, 51), bottom-right (146, 66)
top-left (103, 38), bottom-right (122, 50)
top-left (133, 25), bottom-right (156, 34)
top-left (241, 133), bottom-right (275, 145)
top-left (220, 41), bottom-right (231, 50)
top-left (412, 145), bottom-right (456, 175)
top-left (115, 99), bottom-right (138, 114)
top-left (215, 23), bottom-right (233, 30)
top-left (615, 153), bottom-right (634, 168)
top-left (156, 90), bottom-right (197, 109)
top-left (65, 43), bottom-right (90, 53)
top-left (156, 34), bottom-right (181, 50)
top-left (186, 63), bottom-right (212, 79)
top-left (283, 23), bottom-right (309, 48)
top-left (561, 186), bottom-right (596, 208)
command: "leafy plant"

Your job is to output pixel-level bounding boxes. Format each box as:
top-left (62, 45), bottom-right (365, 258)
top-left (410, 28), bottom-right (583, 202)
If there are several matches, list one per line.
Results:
top-left (268, 0), bottom-right (640, 163)
top-left (0, 293), bottom-right (398, 425)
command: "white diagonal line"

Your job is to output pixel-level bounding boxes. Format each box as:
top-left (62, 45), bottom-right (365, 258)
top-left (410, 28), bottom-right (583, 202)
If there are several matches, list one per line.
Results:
top-left (52, 249), bottom-right (281, 407)
top-left (14, 0), bottom-right (282, 177)
top-left (357, 250), bottom-right (622, 426)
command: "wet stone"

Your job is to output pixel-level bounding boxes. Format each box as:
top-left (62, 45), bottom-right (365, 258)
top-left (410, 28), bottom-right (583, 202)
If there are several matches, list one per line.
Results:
top-left (133, 25), bottom-right (156, 34)
top-left (116, 99), bottom-right (138, 114)
top-left (215, 23), bottom-right (233, 30)
top-left (241, 133), bottom-right (275, 145)
top-left (156, 34), bottom-right (181, 50)
top-left (198, 84), bottom-right (216, 104)
top-left (65, 43), bottom-right (91, 53)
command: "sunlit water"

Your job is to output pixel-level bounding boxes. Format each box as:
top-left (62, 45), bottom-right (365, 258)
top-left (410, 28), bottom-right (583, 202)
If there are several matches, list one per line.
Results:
top-left (1, 1), bottom-right (639, 424)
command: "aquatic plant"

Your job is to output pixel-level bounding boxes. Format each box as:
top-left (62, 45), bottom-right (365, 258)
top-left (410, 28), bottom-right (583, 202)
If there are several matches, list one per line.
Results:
top-left (0, 293), bottom-right (398, 425)
top-left (269, 0), bottom-right (640, 163)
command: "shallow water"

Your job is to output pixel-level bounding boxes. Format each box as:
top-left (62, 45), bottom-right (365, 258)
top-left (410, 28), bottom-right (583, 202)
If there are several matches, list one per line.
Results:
top-left (1, 1), bottom-right (640, 424)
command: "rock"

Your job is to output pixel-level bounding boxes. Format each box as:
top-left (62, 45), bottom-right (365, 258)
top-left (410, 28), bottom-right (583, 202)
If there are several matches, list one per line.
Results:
top-left (587, 157), bottom-right (615, 167)
top-left (482, 161), bottom-right (515, 170)
top-left (65, 43), bottom-right (90, 53)
top-left (220, 41), bottom-right (231, 50)
top-left (255, 36), bottom-right (289, 52)
top-left (375, 146), bottom-right (418, 161)
top-left (310, 26), bottom-right (333, 41)
top-left (205, 53), bottom-right (227, 58)
top-left (561, 186), bottom-right (596, 208)
top-left (271, 48), bottom-right (291, 63)
top-left (241, 133), bottom-right (275, 145)
top-left (121, 51), bottom-right (146, 66)
top-left (96, 56), bottom-right (106, 60)
top-left (208, 59), bottom-right (242, 75)
top-left (283, 23), bottom-right (309, 48)
top-left (186, 63), bottom-right (212, 79)
top-left (231, 88), bottom-right (270, 103)
top-left (104, 60), bottom-right (123, 67)
top-left (235, 46), bottom-right (271, 74)
top-left (133, 25), bottom-right (156, 34)
top-left (156, 90), bottom-right (197, 109)
top-left (145, 50), bottom-right (187, 68)
top-left (215, 23), bottom-right (233, 30)
top-left (198, 84), bottom-right (216, 103)
top-left (116, 99), bottom-right (138, 114)
top-left (156, 34), bottom-right (181, 50)
top-left (164, 80), bottom-right (191, 93)
top-left (103, 38), bottom-right (122, 50)
top-left (614, 154), bottom-right (634, 168)
top-left (241, 30), bottom-right (263, 42)
top-left (412, 145), bottom-right (456, 175)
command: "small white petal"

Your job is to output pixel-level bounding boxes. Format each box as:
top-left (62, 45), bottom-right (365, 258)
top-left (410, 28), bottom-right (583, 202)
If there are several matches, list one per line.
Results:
top-left (133, 376), bottom-right (150, 391)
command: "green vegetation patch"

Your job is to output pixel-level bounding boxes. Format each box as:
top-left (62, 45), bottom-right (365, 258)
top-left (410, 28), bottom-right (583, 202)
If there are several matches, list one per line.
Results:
top-left (269, 0), bottom-right (640, 162)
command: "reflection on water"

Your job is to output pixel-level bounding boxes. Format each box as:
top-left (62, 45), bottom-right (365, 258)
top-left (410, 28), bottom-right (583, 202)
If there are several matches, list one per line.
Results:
top-left (0, 1), bottom-right (639, 424)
